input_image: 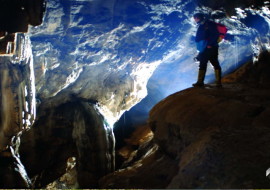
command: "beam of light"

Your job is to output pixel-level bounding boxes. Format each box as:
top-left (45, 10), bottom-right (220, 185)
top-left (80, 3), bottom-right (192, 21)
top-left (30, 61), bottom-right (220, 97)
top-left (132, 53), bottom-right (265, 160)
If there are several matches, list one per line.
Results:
top-left (115, 5), bottom-right (270, 131)
top-left (28, 0), bottom-right (270, 129)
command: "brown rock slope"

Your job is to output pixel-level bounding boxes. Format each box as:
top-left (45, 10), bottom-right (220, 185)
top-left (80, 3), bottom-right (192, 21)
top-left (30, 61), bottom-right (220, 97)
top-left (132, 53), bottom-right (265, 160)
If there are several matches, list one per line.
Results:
top-left (100, 51), bottom-right (270, 188)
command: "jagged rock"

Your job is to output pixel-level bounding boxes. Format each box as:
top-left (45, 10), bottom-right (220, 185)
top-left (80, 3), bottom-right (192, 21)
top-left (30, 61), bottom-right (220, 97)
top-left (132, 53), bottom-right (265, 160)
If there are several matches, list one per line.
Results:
top-left (1, 0), bottom-right (270, 189)
top-left (197, 0), bottom-right (266, 15)
top-left (28, 0), bottom-right (269, 125)
top-left (100, 145), bottom-right (179, 189)
top-left (0, 33), bottom-right (36, 151)
top-left (0, 33), bottom-right (36, 188)
top-left (0, 147), bottom-right (32, 188)
top-left (150, 84), bottom-right (270, 188)
top-left (0, 0), bottom-right (46, 33)
top-left (112, 124), bottom-right (154, 170)
top-left (100, 52), bottom-right (270, 188)
top-left (20, 100), bottom-right (115, 188)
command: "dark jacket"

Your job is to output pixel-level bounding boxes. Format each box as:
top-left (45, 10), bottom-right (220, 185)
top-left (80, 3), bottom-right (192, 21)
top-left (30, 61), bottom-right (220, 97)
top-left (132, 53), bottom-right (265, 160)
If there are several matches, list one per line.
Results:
top-left (195, 20), bottom-right (220, 48)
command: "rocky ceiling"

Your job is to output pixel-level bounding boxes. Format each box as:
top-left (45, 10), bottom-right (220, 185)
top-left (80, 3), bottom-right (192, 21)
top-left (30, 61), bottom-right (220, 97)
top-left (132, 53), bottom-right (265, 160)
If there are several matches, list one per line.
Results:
top-left (0, 0), bottom-right (270, 188)
top-left (27, 0), bottom-right (270, 125)
top-left (0, 0), bottom-right (45, 33)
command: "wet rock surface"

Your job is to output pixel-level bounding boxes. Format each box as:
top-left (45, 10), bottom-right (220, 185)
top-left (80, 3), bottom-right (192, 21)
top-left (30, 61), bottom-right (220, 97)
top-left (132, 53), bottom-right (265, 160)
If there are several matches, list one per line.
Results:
top-left (1, 0), bottom-right (270, 188)
top-left (0, 147), bottom-right (32, 188)
top-left (100, 52), bottom-right (270, 188)
top-left (0, 34), bottom-right (36, 151)
top-left (0, 34), bottom-right (36, 189)
top-left (20, 100), bottom-right (115, 188)
top-left (29, 0), bottom-right (270, 125)
top-left (152, 85), bottom-right (270, 188)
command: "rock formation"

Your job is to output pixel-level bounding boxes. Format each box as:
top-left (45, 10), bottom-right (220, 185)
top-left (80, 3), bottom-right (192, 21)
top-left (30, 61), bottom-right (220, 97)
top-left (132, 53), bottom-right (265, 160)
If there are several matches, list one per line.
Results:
top-left (0, 0), bottom-right (270, 188)
top-left (27, 0), bottom-right (269, 125)
top-left (0, 0), bottom-right (45, 33)
top-left (20, 100), bottom-right (115, 188)
top-left (0, 0), bottom-right (45, 188)
top-left (0, 33), bottom-right (36, 188)
top-left (100, 51), bottom-right (270, 188)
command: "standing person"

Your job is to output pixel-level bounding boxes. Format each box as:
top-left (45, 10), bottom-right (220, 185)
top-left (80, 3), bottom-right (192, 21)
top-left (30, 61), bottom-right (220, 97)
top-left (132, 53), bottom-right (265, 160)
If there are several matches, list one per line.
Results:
top-left (193, 13), bottom-right (222, 87)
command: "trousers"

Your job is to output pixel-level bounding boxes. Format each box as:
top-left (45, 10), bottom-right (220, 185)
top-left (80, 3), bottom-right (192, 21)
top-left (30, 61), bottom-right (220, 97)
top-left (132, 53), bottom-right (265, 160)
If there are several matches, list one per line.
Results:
top-left (198, 46), bottom-right (221, 71)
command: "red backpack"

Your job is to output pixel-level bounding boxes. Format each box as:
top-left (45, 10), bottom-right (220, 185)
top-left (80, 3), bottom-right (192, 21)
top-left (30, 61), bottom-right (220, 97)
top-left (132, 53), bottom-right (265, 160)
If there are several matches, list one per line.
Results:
top-left (216, 22), bottom-right (228, 41)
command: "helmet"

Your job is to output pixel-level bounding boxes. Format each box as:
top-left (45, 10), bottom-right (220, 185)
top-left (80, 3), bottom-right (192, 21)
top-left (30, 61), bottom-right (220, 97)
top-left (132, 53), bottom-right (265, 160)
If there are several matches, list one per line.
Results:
top-left (193, 13), bottom-right (205, 21)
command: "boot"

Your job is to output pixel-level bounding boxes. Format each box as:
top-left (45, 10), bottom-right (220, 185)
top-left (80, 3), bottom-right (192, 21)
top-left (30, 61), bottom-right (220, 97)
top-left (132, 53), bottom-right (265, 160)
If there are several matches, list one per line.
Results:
top-left (193, 69), bottom-right (206, 87)
top-left (215, 69), bottom-right (222, 88)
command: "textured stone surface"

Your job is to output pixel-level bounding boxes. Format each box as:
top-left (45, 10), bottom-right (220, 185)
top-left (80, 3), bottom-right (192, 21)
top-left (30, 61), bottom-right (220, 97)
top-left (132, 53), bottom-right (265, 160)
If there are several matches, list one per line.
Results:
top-left (100, 52), bottom-right (270, 188)
top-left (0, 33), bottom-right (36, 188)
top-left (0, 0), bottom-right (46, 33)
top-left (100, 145), bottom-right (179, 189)
top-left (28, 0), bottom-right (270, 125)
top-left (151, 85), bottom-right (270, 188)
top-left (197, 0), bottom-right (266, 15)
top-left (0, 33), bottom-right (36, 151)
top-left (20, 100), bottom-right (115, 188)
top-left (0, 147), bottom-right (32, 188)
top-left (1, 0), bottom-right (270, 189)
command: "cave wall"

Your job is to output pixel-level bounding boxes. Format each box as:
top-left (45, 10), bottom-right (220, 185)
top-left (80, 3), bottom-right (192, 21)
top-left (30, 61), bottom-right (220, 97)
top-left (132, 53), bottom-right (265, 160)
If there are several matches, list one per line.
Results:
top-left (0, 33), bottom-right (36, 152)
top-left (197, 0), bottom-right (266, 15)
top-left (0, 0), bottom-right (45, 188)
top-left (24, 0), bottom-right (270, 188)
top-left (0, 33), bottom-right (36, 188)
top-left (27, 0), bottom-right (270, 128)
top-left (0, 0), bottom-right (46, 33)
top-left (0, 0), bottom-right (270, 188)
top-left (20, 100), bottom-right (115, 188)
top-left (100, 51), bottom-right (270, 189)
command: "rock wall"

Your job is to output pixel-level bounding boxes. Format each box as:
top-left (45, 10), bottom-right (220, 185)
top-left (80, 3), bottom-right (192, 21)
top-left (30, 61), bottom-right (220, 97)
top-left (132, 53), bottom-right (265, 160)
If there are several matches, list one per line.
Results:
top-left (100, 51), bottom-right (270, 188)
top-left (28, 0), bottom-right (270, 127)
top-left (20, 100), bottom-right (115, 188)
top-left (0, 0), bottom-right (46, 33)
top-left (1, 0), bottom-right (270, 188)
top-left (197, 0), bottom-right (266, 15)
top-left (0, 33), bottom-right (36, 188)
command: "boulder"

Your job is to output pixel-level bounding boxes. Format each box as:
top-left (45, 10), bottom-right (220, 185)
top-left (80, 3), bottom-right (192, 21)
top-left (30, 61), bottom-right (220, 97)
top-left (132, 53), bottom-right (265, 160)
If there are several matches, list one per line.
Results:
top-left (100, 52), bottom-right (270, 188)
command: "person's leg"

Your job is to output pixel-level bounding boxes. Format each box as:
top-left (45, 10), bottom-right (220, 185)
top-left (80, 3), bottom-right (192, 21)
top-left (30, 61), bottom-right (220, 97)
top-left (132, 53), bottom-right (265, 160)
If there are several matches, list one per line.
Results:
top-left (193, 51), bottom-right (208, 87)
top-left (209, 47), bottom-right (222, 87)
